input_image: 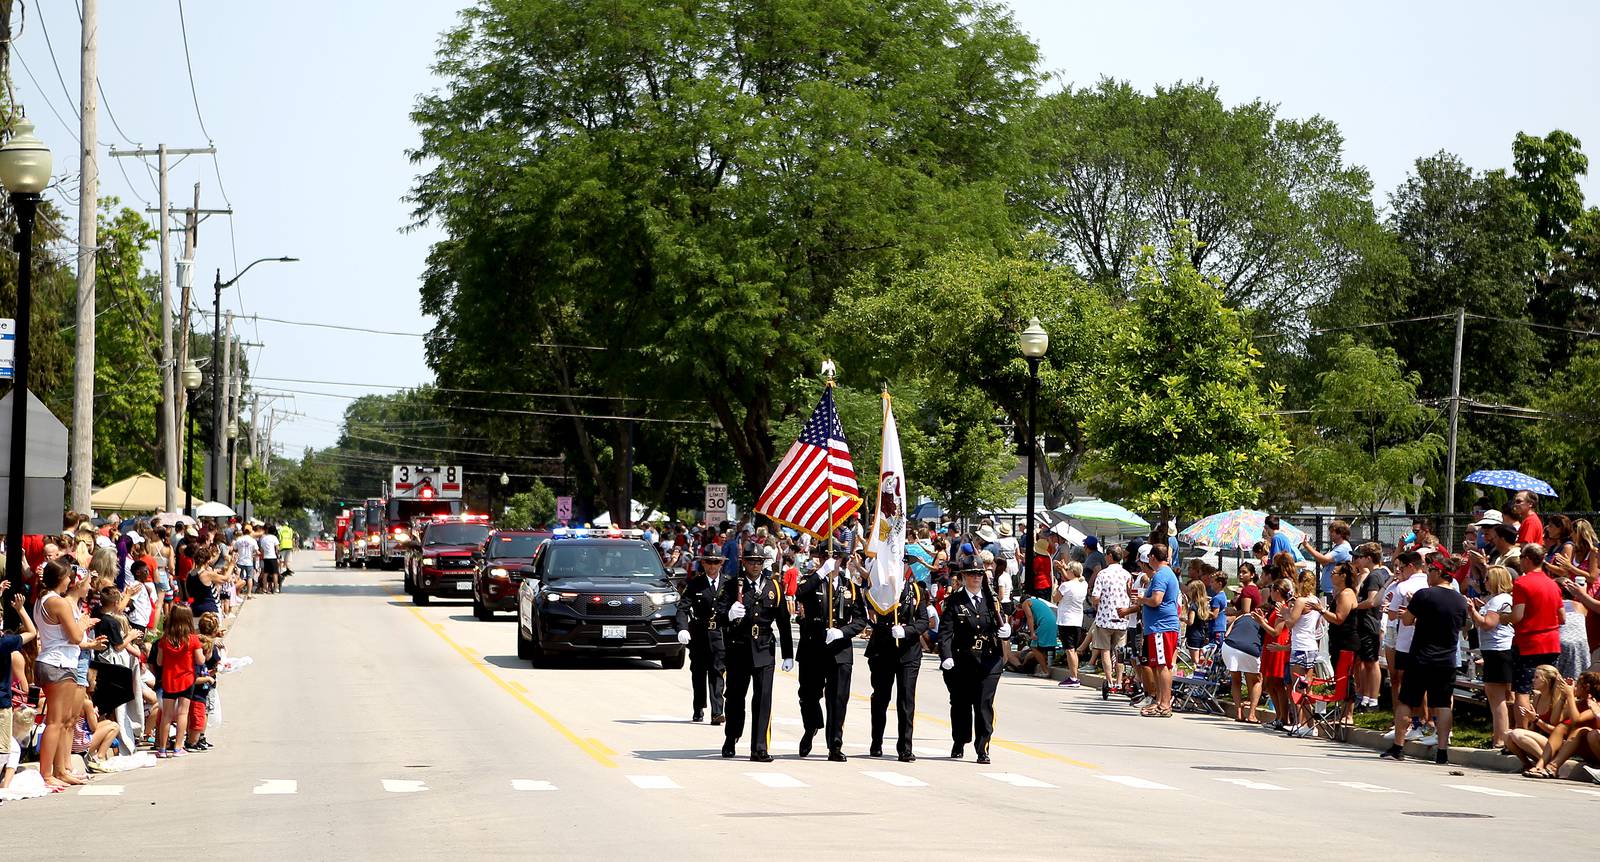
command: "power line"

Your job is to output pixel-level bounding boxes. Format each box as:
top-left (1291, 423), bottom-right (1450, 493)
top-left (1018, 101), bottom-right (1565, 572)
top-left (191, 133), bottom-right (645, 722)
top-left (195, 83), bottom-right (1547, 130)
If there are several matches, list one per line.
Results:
top-left (34, 5), bottom-right (80, 120)
top-left (200, 310), bottom-right (616, 350)
top-left (249, 386), bottom-right (709, 425)
top-left (11, 46), bottom-right (80, 146)
top-left (1253, 313), bottom-right (1456, 341)
top-left (1468, 313), bottom-right (1600, 339)
top-left (174, 0), bottom-right (213, 142)
top-left (339, 432), bottom-right (564, 461)
top-left (250, 374), bottom-right (690, 403)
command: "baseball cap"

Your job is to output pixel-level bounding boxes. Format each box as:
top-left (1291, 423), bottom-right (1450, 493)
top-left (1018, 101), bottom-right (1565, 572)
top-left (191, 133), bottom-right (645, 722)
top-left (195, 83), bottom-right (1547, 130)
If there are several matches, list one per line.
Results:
top-left (1136, 543), bottom-right (1152, 565)
top-left (1083, 536), bottom-right (1098, 549)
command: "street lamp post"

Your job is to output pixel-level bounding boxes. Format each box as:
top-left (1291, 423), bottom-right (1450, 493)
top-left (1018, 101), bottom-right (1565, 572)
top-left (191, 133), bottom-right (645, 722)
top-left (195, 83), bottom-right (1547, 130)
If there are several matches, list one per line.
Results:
top-left (499, 471), bottom-right (509, 516)
top-left (241, 454), bottom-right (253, 524)
top-left (210, 257), bottom-right (295, 501)
top-left (226, 419), bottom-right (239, 511)
top-left (1019, 317), bottom-right (1049, 598)
top-left (182, 360), bottom-right (202, 516)
top-left (0, 117), bottom-right (52, 597)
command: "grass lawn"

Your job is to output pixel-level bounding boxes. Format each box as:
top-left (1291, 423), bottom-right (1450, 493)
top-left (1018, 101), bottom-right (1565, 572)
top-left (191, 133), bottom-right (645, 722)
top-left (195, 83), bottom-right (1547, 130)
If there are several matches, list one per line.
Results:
top-left (1351, 703), bottom-right (1495, 750)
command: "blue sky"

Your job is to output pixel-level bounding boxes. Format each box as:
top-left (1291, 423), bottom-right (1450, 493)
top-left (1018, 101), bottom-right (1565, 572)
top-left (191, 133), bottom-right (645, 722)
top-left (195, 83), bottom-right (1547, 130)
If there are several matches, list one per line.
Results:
top-left (10, 1), bottom-right (1597, 452)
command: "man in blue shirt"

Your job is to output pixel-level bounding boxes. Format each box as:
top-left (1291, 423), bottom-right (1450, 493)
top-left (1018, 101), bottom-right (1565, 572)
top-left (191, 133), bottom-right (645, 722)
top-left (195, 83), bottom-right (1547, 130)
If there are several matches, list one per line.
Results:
top-left (1263, 514), bottom-right (1303, 564)
top-left (1121, 544), bottom-right (1180, 716)
top-left (1300, 520), bottom-right (1353, 597)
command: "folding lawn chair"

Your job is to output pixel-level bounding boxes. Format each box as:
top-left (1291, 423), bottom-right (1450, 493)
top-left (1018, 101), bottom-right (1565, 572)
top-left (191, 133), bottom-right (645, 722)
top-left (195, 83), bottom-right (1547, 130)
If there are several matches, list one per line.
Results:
top-left (1172, 643), bottom-right (1227, 715)
top-left (1293, 651), bottom-right (1357, 741)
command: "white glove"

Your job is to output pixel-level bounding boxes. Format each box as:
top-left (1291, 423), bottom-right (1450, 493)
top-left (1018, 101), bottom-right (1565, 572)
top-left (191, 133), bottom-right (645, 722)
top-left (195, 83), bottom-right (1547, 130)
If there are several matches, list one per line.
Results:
top-left (998, 624), bottom-right (1012, 639)
top-left (677, 630), bottom-right (691, 646)
top-left (781, 659), bottom-right (794, 672)
top-left (824, 628), bottom-right (843, 644)
top-left (891, 625), bottom-right (906, 639)
top-left (728, 601), bottom-right (746, 621)
top-left (940, 658), bottom-right (955, 670)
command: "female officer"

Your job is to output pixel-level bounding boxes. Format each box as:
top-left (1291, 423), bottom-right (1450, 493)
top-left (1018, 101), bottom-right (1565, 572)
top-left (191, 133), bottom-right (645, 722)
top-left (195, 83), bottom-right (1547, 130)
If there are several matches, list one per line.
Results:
top-left (939, 564), bottom-right (1009, 763)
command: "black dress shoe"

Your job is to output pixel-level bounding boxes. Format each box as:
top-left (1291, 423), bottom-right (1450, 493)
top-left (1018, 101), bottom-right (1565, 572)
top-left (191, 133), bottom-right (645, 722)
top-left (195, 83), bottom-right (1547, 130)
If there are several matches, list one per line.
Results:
top-left (976, 752), bottom-right (991, 765)
top-left (828, 750), bottom-right (848, 762)
top-left (951, 743), bottom-right (964, 759)
top-left (798, 730), bottom-right (816, 758)
top-left (750, 751), bottom-right (774, 763)
top-left (869, 744), bottom-right (883, 757)
top-left (898, 752), bottom-right (917, 763)
top-left (710, 715), bottom-right (726, 726)
top-left (721, 742), bottom-right (736, 758)
top-left (692, 710), bottom-right (704, 723)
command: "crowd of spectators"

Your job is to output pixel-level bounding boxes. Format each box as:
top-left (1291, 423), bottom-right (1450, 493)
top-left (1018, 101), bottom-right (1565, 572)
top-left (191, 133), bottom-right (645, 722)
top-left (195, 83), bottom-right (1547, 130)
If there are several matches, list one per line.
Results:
top-left (2, 511), bottom-right (276, 802)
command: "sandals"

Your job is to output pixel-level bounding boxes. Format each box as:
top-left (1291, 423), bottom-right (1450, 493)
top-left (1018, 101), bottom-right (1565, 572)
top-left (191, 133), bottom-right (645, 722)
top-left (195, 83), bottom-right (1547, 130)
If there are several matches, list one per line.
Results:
top-left (1522, 767), bottom-right (1556, 779)
top-left (1140, 705), bottom-right (1173, 718)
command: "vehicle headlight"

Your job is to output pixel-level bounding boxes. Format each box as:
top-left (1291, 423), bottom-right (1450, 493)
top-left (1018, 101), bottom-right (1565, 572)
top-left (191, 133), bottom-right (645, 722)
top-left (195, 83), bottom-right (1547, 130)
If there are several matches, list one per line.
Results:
top-left (489, 567), bottom-right (510, 579)
top-left (544, 591), bottom-right (571, 602)
top-left (648, 591), bottom-right (679, 604)
top-left (421, 556), bottom-right (436, 566)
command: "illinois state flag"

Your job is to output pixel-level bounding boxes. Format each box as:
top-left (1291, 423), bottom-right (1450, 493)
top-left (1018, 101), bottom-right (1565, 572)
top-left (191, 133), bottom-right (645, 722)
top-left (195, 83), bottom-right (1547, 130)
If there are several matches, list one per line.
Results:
top-left (864, 390), bottom-right (907, 613)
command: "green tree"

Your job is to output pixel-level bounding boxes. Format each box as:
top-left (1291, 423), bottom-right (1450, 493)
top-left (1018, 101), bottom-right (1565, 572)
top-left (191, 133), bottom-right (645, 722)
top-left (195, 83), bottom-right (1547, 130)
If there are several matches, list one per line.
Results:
top-left (833, 246), bottom-right (1123, 506)
top-left (500, 483), bottom-right (557, 530)
top-left (408, 0), bottom-right (1042, 506)
top-left (90, 202), bottom-right (161, 484)
top-left (1299, 336), bottom-right (1444, 515)
top-left (1513, 130), bottom-right (1594, 370)
top-left (1014, 78), bottom-right (1384, 330)
top-left (1084, 230), bottom-right (1290, 530)
top-left (274, 448), bottom-right (343, 522)
top-left (1531, 341), bottom-right (1600, 508)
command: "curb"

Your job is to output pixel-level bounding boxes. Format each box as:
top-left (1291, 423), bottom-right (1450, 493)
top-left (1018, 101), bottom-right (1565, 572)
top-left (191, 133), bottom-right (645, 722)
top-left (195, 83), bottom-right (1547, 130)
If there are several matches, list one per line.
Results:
top-left (1037, 659), bottom-right (1573, 778)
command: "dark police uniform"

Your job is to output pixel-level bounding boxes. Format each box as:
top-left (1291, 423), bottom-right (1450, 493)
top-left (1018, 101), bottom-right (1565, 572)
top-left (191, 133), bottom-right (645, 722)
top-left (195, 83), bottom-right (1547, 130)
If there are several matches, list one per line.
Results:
top-left (717, 561), bottom-right (794, 761)
top-left (939, 582), bottom-right (1005, 763)
top-left (864, 578), bottom-right (930, 761)
top-left (673, 558), bottom-right (727, 723)
top-left (794, 562), bottom-right (866, 760)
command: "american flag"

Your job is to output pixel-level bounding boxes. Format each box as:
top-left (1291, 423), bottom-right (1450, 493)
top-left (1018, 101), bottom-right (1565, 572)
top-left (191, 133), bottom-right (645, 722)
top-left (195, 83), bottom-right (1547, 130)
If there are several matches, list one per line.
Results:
top-left (754, 388), bottom-right (861, 539)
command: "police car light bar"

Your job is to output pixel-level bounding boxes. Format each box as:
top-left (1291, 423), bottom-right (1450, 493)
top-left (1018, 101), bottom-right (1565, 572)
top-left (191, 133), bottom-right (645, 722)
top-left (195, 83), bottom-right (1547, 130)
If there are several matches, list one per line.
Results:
top-left (551, 527), bottom-right (645, 540)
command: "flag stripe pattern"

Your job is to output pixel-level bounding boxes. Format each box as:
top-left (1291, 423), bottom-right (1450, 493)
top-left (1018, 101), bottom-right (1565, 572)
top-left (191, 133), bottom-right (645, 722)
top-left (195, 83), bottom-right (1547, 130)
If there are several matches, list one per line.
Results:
top-left (755, 388), bottom-right (862, 539)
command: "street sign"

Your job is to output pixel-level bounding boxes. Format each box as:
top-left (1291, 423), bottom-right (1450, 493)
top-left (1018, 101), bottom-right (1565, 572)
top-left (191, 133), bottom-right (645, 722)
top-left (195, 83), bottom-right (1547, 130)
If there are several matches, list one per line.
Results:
top-left (0, 388), bottom-right (68, 532)
top-left (704, 483), bottom-right (727, 526)
top-left (0, 318), bottom-right (14, 380)
top-left (555, 495), bottom-right (572, 522)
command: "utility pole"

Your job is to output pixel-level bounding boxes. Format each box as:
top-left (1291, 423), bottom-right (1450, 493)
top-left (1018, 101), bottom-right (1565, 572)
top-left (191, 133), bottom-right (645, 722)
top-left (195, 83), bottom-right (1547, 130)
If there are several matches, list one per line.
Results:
top-left (211, 310), bottom-right (233, 503)
top-left (110, 147), bottom-right (215, 511)
top-left (69, 0), bottom-right (98, 512)
top-left (1444, 307), bottom-right (1465, 546)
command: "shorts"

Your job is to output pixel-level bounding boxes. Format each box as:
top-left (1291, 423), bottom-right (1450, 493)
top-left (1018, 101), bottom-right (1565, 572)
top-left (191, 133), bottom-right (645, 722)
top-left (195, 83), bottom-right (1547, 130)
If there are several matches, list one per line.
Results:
top-left (1092, 627), bottom-right (1127, 651)
top-left (1219, 643), bottom-right (1261, 675)
top-left (238, 565), bottom-right (254, 582)
top-left (74, 651), bottom-right (90, 687)
top-left (1143, 631), bottom-right (1178, 669)
top-left (262, 559), bottom-right (280, 575)
top-left (162, 685), bottom-right (194, 701)
top-left (1393, 651), bottom-right (1412, 674)
top-left (1357, 627), bottom-right (1380, 662)
top-left (1398, 662), bottom-right (1456, 709)
top-left (188, 695), bottom-right (208, 732)
top-left (1056, 625), bottom-right (1082, 651)
top-left (35, 661), bottom-right (76, 686)
top-left (1185, 626), bottom-right (1209, 650)
top-left (0, 708), bottom-right (11, 754)
top-left (1290, 649), bottom-right (1319, 669)
top-left (1481, 649), bottom-right (1514, 685)
top-left (1382, 621), bottom-right (1397, 651)
top-left (1514, 652), bottom-right (1560, 694)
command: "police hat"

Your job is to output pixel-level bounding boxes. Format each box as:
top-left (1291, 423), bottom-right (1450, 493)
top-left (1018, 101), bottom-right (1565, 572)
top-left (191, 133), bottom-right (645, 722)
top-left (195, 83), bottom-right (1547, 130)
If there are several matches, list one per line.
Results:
top-left (739, 544), bottom-right (767, 561)
top-left (954, 563), bottom-right (986, 575)
top-left (696, 554), bottom-right (725, 564)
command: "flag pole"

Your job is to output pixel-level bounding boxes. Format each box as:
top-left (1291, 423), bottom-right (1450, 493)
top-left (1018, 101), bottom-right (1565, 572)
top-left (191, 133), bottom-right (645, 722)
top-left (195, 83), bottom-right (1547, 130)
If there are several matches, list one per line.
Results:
top-left (823, 359), bottom-right (836, 630)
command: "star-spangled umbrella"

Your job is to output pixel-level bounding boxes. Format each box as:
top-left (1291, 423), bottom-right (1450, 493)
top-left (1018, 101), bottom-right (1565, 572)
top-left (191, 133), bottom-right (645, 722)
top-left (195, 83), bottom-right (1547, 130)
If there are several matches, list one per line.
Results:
top-left (1463, 469), bottom-right (1557, 498)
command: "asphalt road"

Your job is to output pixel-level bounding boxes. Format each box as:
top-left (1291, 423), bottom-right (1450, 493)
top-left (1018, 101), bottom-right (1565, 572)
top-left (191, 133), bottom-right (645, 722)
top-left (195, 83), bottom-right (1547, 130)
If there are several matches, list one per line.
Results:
top-left (19, 554), bottom-right (1596, 859)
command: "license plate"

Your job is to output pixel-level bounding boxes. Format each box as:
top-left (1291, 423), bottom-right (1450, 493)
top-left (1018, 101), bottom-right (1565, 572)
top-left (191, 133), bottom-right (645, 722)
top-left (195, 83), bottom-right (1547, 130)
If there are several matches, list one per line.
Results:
top-left (601, 625), bottom-right (626, 639)
top-left (456, 581), bottom-right (472, 592)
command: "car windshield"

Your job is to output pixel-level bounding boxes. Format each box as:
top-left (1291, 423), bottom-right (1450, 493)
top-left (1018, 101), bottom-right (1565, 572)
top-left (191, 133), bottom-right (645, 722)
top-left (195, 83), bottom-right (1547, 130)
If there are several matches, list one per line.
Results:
top-left (489, 535), bottom-right (543, 558)
top-left (424, 523), bottom-right (491, 547)
top-left (546, 544), bottom-right (666, 580)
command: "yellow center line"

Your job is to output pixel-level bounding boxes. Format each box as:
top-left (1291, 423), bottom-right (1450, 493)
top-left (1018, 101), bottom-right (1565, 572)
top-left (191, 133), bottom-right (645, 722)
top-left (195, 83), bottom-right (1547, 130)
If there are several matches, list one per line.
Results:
top-left (779, 666), bottom-right (1101, 770)
top-left (399, 598), bottom-right (617, 768)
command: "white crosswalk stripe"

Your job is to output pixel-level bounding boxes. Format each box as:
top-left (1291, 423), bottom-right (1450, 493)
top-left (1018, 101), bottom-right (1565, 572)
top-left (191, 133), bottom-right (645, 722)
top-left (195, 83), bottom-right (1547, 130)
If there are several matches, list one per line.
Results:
top-left (1095, 775), bottom-right (1175, 790)
top-left (982, 772), bottom-right (1056, 788)
top-left (1566, 787), bottom-right (1600, 798)
top-left (862, 771), bottom-right (927, 788)
top-left (78, 785), bottom-right (124, 796)
top-left (253, 779), bottom-right (298, 795)
top-left (1329, 781), bottom-right (1409, 794)
top-left (1447, 784), bottom-right (1530, 798)
top-left (511, 779), bottom-right (558, 791)
top-left (627, 775), bottom-right (681, 790)
top-left (746, 772), bottom-right (808, 788)
top-left (381, 779), bottom-right (428, 793)
top-left (1213, 778), bottom-right (1286, 791)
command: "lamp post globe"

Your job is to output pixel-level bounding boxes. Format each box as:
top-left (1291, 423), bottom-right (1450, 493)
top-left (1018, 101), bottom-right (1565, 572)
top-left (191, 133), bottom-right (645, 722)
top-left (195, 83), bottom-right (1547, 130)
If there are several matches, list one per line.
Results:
top-left (242, 455), bottom-right (254, 471)
top-left (1018, 316), bottom-right (1048, 599)
top-left (182, 360), bottom-right (203, 516)
top-left (182, 360), bottom-right (203, 391)
top-left (0, 115), bottom-right (51, 599)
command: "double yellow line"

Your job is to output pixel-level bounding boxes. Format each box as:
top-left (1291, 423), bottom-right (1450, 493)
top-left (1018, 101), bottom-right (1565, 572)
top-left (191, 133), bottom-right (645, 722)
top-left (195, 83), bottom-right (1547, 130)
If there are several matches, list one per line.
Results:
top-left (401, 600), bottom-right (618, 768)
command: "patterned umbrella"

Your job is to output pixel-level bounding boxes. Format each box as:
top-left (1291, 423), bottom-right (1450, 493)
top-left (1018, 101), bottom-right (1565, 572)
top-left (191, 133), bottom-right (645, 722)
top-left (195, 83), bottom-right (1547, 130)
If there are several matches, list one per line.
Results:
top-left (1178, 508), bottom-right (1306, 550)
top-left (1463, 469), bottom-right (1558, 498)
top-left (1052, 498), bottom-right (1151, 535)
